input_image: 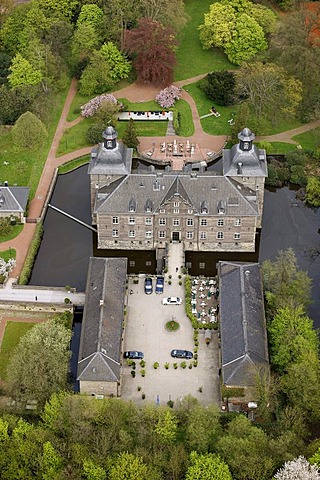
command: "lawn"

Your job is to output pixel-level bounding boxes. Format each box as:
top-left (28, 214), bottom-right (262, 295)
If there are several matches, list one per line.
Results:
top-left (0, 224), bottom-right (23, 244)
top-left (0, 321), bottom-right (36, 379)
top-left (58, 156), bottom-right (90, 174)
top-left (174, 0), bottom-right (235, 81)
top-left (0, 248), bottom-right (16, 262)
top-left (56, 118), bottom-right (94, 157)
top-left (184, 82), bottom-right (236, 135)
top-left (292, 127), bottom-right (320, 151)
top-left (174, 99), bottom-right (195, 136)
top-left (268, 142), bottom-right (297, 155)
top-left (0, 86), bottom-right (70, 198)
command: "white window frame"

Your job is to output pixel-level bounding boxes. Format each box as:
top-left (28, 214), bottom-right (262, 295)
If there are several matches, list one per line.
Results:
top-left (128, 217), bottom-right (135, 224)
top-left (217, 219), bottom-right (224, 226)
top-left (200, 232), bottom-right (206, 240)
top-left (173, 219), bottom-right (180, 226)
top-left (174, 201), bottom-right (180, 207)
top-left (187, 218), bottom-right (193, 226)
top-left (112, 216), bottom-right (119, 224)
top-left (235, 219), bottom-right (241, 226)
top-left (186, 232), bottom-right (193, 239)
top-left (200, 219), bottom-right (207, 226)
top-left (145, 217), bottom-right (152, 225)
top-left (217, 231), bottom-right (224, 239)
top-left (128, 230), bottom-right (135, 238)
top-left (234, 233), bottom-right (241, 239)
top-left (174, 208), bottom-right (179, 214)
top-left (159, 218), bottom-right (166, 225)
top-left (112, 229), bottom-right (118, 237)
top-left (145, 231), bottom-right (152, 238)
top-left (159, 231), bottom-right (165, 238)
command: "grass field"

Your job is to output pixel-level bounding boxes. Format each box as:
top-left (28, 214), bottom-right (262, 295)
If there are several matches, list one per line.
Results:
top-left (0, 225), bottom-right (23, 244)
top-left (0, 86), bottom-right (70, 198)
top-left (292, 127), bottom-right (320, 151)
top-left (0, 321), bottom-right (36, 379)
top-left (174, 0), bottom-right (235, 81)
top-left (0, 248), bottom-right (16, 262)
top-left (56, 118), bottom-right (94, 157)
top-left (268, 142), bottom-right (297, 154)
top-left (58, 156), bottom-right (90, 174)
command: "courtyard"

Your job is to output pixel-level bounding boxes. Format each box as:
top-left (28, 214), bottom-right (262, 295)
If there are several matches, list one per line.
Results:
top-left (121, 274), bottom-right (221, 406)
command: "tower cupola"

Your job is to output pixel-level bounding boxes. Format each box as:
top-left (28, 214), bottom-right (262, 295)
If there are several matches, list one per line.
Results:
top-left (102, 126), bottom-right (117, 150)
top-left (238, 128), bottom-right (255, 152)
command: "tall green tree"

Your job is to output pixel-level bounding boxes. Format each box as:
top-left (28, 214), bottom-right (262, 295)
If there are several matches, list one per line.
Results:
top-left (6, 317), bottom-right (72, 406)
top-left (185, 452), bottom-right (232, 480)
top-left (306, 177), bottom-right (320, 207)
top-left (8, 53), bottom-right (43, 88)
top-left (122, 119), bottom-right (139, 149)
top-left (108, 452), bottom-right (149, 480)
top-left (100, 42), bottom-right (131, 82)
top-left (12, 111), bottom-right (48, 149)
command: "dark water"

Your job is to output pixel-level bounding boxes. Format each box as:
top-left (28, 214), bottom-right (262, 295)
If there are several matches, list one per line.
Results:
top-left (29, 165), bottom-right (320, 326)
top-left (29, 165), bottom-right (92, 292)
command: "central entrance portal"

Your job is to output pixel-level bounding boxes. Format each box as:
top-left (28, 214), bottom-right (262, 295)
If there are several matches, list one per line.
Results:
top-left (172, 232), bottom-right (180, 242)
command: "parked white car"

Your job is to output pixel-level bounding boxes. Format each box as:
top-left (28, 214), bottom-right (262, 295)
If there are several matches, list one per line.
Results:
top-left (162, 297), bottom-right (182, 305)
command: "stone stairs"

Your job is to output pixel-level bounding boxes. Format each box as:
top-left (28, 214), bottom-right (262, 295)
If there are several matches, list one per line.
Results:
top-left (166, 120), bottom-right (175, 136)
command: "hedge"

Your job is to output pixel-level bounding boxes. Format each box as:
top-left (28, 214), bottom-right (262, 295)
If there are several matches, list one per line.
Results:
top-left (18, 223), bottom-right (44, 285)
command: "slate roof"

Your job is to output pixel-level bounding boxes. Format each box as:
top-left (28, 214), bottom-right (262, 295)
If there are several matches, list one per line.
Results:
top-left (223, 145), bottom-right (267, 177)
top-left (94, 173), bottom-right (259, 217)
top-left (218, 261), bottom-right (269, 387)
top-left (0, 186), bottom-right (29, 213)
top-left (88, 141), bottom-right (132, 175)
top-left (77, 257), bottom-right (127, 383)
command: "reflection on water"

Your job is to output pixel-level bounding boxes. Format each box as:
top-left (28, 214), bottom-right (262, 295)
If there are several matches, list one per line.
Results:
top-left (29, 167), bottom-right (320, 326)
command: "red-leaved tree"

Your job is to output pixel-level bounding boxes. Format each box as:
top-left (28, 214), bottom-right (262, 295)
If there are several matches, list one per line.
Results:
top-left (124, 18), bottom-right (178, 86)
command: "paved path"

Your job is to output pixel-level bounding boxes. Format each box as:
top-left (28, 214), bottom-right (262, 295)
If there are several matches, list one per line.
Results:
top-left (1, 73), bottom-right (319, 281)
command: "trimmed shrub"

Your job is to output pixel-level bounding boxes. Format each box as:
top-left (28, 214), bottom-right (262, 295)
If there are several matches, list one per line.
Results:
top-left (153, 362), bottom-right (159, 369)
top-left (12, 111), bottom-right (48, 149)
top-left (19, 224), bottom-right (43, 285)
top-left (164, 362), bottom-right (170, 369)
top-left (180, 361), bottom-right (187, 369)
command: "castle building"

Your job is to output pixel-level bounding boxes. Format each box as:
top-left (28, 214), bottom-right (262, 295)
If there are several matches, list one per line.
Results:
top-left (88, 127), bottom-right (267, 262)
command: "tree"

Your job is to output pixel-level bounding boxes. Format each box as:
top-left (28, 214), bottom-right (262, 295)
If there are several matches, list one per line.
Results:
top-left (262, 248), bottom-right (312, 314)
top-left (6, 317), bottom-right (72, 406)
top-left (154, 409), bottom-right (178, 445)
top-left (274, 456), bottom-right (320, 480)
top-left (199, 0), bottom-right (272, 65)
top-left (216, 415), bottom-right (275, 480)
top-left (185, 452), bottom-right (232, 480)
top-left (101, 0), bottom-right (141, 49)
top-left (224, 14), bottom-right (267, 65)
top-left (108, 453), bottom-right (148, 480)
top-left (35, 0), bottom-right (78, 21)
top-left (306, 177), bottom-right (320, 207)
top-left (235, 61), bottom-right (302, 120)
top-left (139, 0), bottom-right (188, 33)
top-left (122, 119), bottom-right (139, 149)
top-left (40, 442), bottom-right (64, 480)
top-left (71, 24), bottom-right (100, 64)
top-left (124, 18), bottom-right (178, 86)
top-left (0, 0), bottom-right (13, 27)
top-left (201, 71), bottom-right (236, 106)
top-left (0, 3), bottom-right (31, 54)
top-left (250, 4), bottom-right (277, 35)
top-left (184, 404), bottom-right (221, 453)
top-left (0, 84), bottom-right (36, 124)
top-left (82, 459), bottom-right (106, 480)
top-left (77, 3), bottom-right (104, 34)
top-left (12, 111), bottom-right (48, 149)
top-left (43, 20), bottom-right (73, 62)
top-left (100, 42), bottom-right (131, 82)
top-left (79, 51), bottom-right (113, 95)
top-left (268, 306), bottom-right (319, 373)
top-left (8, 53), bottom-right (43, 88)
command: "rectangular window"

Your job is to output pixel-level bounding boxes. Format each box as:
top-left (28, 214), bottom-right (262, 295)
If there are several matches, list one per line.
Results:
top-left (112, 229), bottom-right (118, 237)
top-left (235, 219), bottom-right (241, 226)
top-left (187, 218), bottom-right (193, 226)
top-left (146, 261), bottom-right (151, 266)
top-left (128, 217), bottom-right (135, 224)
top-left (112, 216), bottom-right (119, 224)
top-left (159, 231), bottom-right (165, 238)
top-left (129, 260), bottom-right (135, 267)
top-left (160, 208), bottom-right (165, 213)
top-left (159, 218), bottom-right (166, 225)
top-left (188, 209), bottom-right (193, 214)
top-left (217, 219), bottom-right (224, 226)
top-left (200, 219), bottom-right (207, 226)
top-left (200, 232), bottom-right (206, 240)
top-left (217, 231), bottom-right (224, 239)
top-left (129, 230), bottom-right (135, 238)
top-left (234, 233), bottom-right (241, 239)
top-left (187, 232), bottom-right (193, 239)
top-left (186, 262), bottom-right (192, 269)
top-left (174, 201), bottom-right (180, 207)
top-left (174, 209), bottom-right (179, 214)
top-left (199, 262), bottom-right (205, 269)
top-left (145, 231), bottom-right (152, 238)
top-left (173, 219), bottom-right (180, 226)
top-left (145, 217), bottom-right (152, 225)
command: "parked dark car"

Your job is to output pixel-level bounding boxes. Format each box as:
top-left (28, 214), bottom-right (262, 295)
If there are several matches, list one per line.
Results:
top-left (123, 351), bottom-right (144, 359)
top-left (144, 277), bottom-right (153, 294)
top-left (171, 349), bottom-right (193, 359)
top-left (155, 276), bottom-right (164, 294)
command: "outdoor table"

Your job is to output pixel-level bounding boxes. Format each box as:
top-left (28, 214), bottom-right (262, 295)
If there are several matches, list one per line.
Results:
top-left (199, 293), bottom-right (206, 299)
top-left (200, 302), bottom-right (206, 307)
top-left (201, 311), bottom-right (206, 316)
top-left (191, 299), bottom-right (197, 305)
top-left (199, 286), bottom-right (204, 291)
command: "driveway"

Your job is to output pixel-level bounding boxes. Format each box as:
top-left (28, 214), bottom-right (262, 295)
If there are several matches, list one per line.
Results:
top-left (121, 274), bottom-right (221, 407)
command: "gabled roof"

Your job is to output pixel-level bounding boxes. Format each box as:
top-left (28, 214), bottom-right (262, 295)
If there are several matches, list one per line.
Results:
top-left (77, 257), bottom-right (127, 383)
top-left (94, 173), bottom-right (258, 217)
top-left (218, 261), bottom-right (269, 387)
top-left (0, 186), bottom-right (29, 213)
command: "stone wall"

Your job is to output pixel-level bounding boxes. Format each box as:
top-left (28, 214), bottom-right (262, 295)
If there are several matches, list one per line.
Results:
top-left (79, 380), bottom-right (119, 397)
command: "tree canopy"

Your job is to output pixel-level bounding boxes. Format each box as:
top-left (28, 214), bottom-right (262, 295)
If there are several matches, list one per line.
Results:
top-left (124, 17), bottom-right (178, 86)
top-left (11, 111), bottom-right (48, 149)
